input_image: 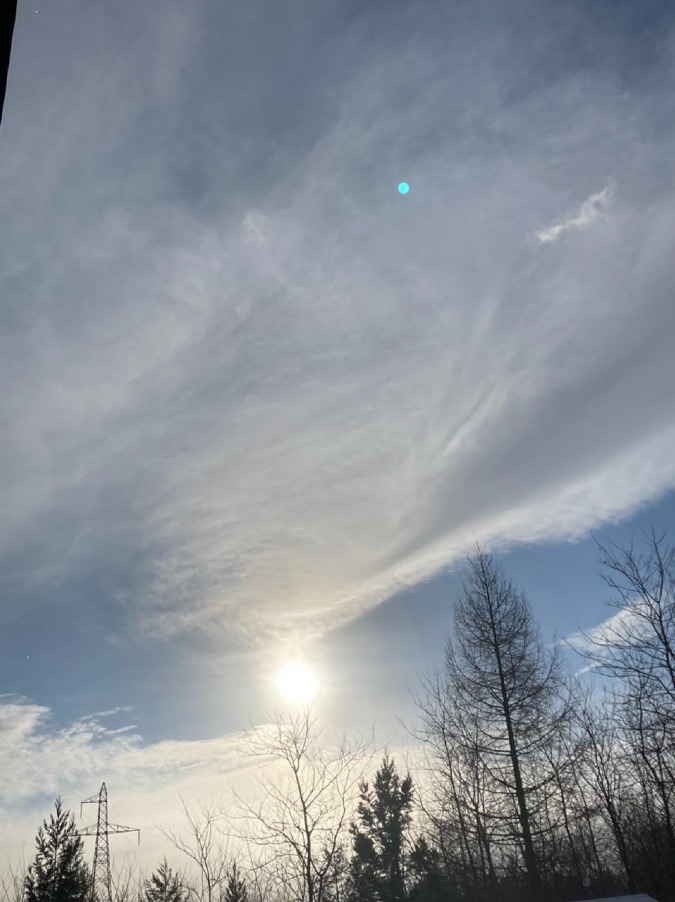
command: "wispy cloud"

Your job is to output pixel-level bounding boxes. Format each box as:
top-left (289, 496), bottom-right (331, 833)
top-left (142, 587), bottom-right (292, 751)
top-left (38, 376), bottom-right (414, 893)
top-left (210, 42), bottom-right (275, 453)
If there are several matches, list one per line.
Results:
top-left (573, 662), bottom-right (601, 677)
top-left (536, 186), bottom-right (613, 244)
top-left (88, 706), bottom-right (135, 720)
top-left (565, 601), bottom-right (650, 657)
top-left (1, 2), bottom-right (675, 653)
top-left (0, 698), bottom-right (247, 866)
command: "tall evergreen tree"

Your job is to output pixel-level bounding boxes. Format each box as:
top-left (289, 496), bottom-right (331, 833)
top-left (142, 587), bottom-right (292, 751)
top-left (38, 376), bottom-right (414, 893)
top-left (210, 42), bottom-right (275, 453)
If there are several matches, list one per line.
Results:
top-left (349, 755), bottom-right (414, 902)
top-left (24, 798), bottom-right (90, 902)
top-left (222, 865), bottom-right (248, 902)
top-left (142, 860), bottom-right (187, 902)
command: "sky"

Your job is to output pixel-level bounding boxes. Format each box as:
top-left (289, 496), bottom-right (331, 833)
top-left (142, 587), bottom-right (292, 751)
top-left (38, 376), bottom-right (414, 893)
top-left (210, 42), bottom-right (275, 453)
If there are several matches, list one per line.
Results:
top-left (2, 0), bottom-right (675, 873)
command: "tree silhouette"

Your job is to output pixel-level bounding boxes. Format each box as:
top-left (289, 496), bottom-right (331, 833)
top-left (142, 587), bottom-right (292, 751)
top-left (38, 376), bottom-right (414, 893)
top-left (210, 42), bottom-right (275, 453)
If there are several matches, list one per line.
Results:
top-left (233, 704), bottom-right (371, 902)
top-left (424, 550), bottom-right (571, 896)
top-left (159, 797), bottom-right (229, 902)
top-left (579, 529), bottom-right (675, 899)
top-left (142, 860), bottom-right (187, 902)
top-left (349, 755), bottom-right (414, 902)
top-left (222, 865), bottom-right (248, 902)
top-left (24, 798), bottom-right (90, 902)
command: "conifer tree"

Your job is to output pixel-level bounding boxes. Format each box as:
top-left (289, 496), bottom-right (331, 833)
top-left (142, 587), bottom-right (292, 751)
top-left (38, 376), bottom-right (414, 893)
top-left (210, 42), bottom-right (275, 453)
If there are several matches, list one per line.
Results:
top-left (222, 865), bottom-right (248, 902)
top-left (142, 860), bottom-right (187, 902)
top-left (349, 755), bottom-right (414, 902)
top-left (24, 798), bottom-right (90, 902)
top-left (407, 837), bottom-right (458, 902)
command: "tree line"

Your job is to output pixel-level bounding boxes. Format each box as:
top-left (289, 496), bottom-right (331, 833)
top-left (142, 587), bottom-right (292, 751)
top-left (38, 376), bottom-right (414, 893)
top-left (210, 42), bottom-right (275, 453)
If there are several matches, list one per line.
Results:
top-left (3, 531), bottom-right (674, 902)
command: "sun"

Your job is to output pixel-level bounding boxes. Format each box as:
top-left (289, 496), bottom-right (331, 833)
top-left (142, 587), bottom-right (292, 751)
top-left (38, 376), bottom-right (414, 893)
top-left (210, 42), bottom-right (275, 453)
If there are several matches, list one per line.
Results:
top-left (275, 660), bottom-right (319, 705)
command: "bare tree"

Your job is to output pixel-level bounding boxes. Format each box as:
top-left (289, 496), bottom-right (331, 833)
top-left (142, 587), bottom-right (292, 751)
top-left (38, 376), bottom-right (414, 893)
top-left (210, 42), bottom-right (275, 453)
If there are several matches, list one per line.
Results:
top-left (575, 694), bottom-right (636, 892)
top-left (539, 713), bottom-right (599, 894)
top-left (110, 858), bottom-right (144, 902)
top-left (159, 797), bottom-right (230, 902)
top-left (413, 668), bottom-right (498, 895)
top-left (430, 550), bottom-right (571, 894)
top-left (231, 704), bottom-right (371, 902)
top-left (578, 529), bottom-right (675, 896)
top-left (585, 530), bottom-right (675, 702)
top-left (0, 859), bottom-right (26, 902)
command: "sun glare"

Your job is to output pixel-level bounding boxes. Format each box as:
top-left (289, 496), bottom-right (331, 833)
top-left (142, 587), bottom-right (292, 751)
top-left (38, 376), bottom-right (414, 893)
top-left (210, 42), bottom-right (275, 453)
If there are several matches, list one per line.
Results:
top-left (275, 661), bottom-right (319, 705)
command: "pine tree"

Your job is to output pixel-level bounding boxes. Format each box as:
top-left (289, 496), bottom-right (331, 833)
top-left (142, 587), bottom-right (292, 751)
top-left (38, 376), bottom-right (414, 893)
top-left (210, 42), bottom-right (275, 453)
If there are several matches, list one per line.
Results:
top-left (143, 860), bottom-right (187, 902)
top-left (24, 798), bottom-right (90, 902)
top-left (407, 837), bottom-right (458, 902)
top-left (349, 755), bottom-right (414, 902)
top-left (222, 865), bottom-right (248, 902)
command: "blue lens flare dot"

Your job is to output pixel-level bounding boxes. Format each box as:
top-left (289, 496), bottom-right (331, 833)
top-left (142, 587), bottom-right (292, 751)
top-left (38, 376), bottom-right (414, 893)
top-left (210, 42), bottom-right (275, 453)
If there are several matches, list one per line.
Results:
top-left (398, 182), bottom-right (410, 195)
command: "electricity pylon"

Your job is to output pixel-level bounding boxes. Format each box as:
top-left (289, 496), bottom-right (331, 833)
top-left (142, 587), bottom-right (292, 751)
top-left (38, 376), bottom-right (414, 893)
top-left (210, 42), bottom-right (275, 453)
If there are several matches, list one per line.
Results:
top-left (79, 783), bottom-right (140, 902)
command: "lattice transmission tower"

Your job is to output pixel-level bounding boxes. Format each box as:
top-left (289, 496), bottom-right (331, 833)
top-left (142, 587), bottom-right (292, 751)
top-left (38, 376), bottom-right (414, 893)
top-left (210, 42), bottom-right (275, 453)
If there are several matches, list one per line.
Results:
top-left (78, 783), bottom-right (140, 902)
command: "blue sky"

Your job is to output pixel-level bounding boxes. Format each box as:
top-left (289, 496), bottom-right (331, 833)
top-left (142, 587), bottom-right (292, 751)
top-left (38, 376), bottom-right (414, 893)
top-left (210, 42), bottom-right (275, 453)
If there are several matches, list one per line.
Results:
top-left (1, 0), bottom-right (675, 868)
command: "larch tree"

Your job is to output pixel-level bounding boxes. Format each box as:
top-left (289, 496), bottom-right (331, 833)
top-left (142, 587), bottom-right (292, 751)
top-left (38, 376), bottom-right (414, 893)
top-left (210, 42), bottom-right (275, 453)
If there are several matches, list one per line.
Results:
top-left (439, 549), bottom-right (570, 894)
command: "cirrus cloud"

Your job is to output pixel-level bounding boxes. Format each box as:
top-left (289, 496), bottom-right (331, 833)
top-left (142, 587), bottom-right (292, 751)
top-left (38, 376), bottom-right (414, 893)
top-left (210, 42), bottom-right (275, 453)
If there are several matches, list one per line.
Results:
top-left (1, 0), bottom-right (675, 652)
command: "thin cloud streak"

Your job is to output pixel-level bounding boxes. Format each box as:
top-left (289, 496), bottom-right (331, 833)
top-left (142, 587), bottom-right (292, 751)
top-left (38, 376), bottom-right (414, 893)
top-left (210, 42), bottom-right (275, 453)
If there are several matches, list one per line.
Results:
top-left (536, 186), bottom-right (612, 244)
top-left (565, 592), bottom-right (658, 659)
